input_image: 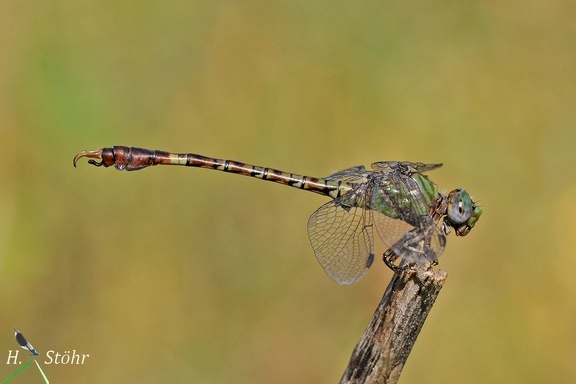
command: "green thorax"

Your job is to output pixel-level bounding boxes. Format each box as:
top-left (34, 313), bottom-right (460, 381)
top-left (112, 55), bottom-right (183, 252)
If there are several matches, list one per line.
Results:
top-left (371, 171), bottom-right (439, 220)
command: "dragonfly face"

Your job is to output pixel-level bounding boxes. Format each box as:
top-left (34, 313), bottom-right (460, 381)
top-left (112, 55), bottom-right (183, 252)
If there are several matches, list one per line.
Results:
top-left (442, 189), bottom-right (482, 236)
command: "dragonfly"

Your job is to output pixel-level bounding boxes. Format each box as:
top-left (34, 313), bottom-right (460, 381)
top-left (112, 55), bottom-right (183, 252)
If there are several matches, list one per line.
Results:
top-left (74, 146), bottom-right (481, 285)
top-left (14, 328), bottom-right (40, 356)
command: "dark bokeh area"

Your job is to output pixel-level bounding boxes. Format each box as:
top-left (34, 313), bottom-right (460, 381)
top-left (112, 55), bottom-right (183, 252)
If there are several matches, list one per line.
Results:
top-left (1, 1), bottom-right (575, 383)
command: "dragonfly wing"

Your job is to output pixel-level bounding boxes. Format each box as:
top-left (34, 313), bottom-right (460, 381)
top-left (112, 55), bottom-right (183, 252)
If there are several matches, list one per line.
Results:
top-left (324, 165), bottom-right (368, 183)
top-left (373, 211), bottom-right (446, 263)
top-left (370, 174), bottom-right (445, 264)
top-left (14, 330), bottom-right (36, 353)
top-left (412, 162), bottom-right (443, 173)
top-left (307, 193), bottom-right (374, 285)
top-left (371, 161), bottom-right (442, 174)
top-left (372, 190), bottom-right (446, 263)
top-left (397, 221), bottom-right (445, 263)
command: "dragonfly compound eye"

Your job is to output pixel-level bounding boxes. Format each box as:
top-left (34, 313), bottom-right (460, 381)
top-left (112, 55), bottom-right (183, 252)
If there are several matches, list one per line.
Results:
top-left (447, 189), bottom-right (473, 225)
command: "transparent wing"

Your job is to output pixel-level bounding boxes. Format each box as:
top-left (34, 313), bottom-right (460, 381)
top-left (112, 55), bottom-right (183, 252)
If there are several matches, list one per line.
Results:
top-left (371, 176), bottom-right (446, 263)
top-left (371, 161), bottom-right (442, 174)
top-left (307, 189), bottom-right (374, 285)
top-left (324, 165), bottom-right (368, 183)
top-left (373, 212), bottom-right (445, 263)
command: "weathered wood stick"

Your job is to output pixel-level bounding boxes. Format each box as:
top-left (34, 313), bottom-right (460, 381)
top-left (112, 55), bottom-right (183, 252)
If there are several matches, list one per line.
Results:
top-left (340, 264), bottom-right (447, 384)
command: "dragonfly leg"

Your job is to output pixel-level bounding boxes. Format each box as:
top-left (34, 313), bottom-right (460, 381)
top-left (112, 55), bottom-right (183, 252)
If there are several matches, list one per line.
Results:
top-left (383, 249), bottom-right (433, 286)
top-left (382, 249), bottom-right (412, 274)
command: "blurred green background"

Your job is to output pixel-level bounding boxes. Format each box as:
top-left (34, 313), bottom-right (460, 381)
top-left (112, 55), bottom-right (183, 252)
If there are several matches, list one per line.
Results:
top-left (1, 1), bottom-right (575, 383)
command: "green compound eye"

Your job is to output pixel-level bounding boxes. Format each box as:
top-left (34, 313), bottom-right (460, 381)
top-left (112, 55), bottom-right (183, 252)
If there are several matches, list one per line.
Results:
top-left (447, 189), bottom-right (473, 225)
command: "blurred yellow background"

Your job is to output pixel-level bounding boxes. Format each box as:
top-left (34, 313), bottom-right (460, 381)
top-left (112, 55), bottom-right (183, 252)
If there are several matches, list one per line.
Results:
top-left (1, 1), bottom-right (575, 383)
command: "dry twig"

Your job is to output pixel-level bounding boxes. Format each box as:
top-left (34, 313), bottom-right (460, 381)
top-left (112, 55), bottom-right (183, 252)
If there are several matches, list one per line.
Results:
top-left (340, 264), bottom-right (447, 384)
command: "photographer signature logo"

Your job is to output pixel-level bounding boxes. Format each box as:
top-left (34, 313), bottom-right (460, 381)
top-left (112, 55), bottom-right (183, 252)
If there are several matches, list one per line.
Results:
top-left (4, 327), bottom-right (90, 383)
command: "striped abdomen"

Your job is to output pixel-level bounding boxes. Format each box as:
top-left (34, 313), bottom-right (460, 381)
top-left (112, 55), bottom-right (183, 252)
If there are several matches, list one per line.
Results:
top-left (74, 146), bottom-right (353, 199)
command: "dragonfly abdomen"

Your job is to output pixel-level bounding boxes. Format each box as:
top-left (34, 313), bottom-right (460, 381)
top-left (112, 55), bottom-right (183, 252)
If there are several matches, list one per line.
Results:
top-left (197, 157), bottom-right (347, 199)
top-left (74, 146), bottom-right (350, 199)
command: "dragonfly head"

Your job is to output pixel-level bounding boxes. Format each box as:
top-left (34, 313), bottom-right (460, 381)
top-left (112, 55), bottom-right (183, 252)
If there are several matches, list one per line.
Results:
top-left (442, 189), bottom-right (482, 236)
